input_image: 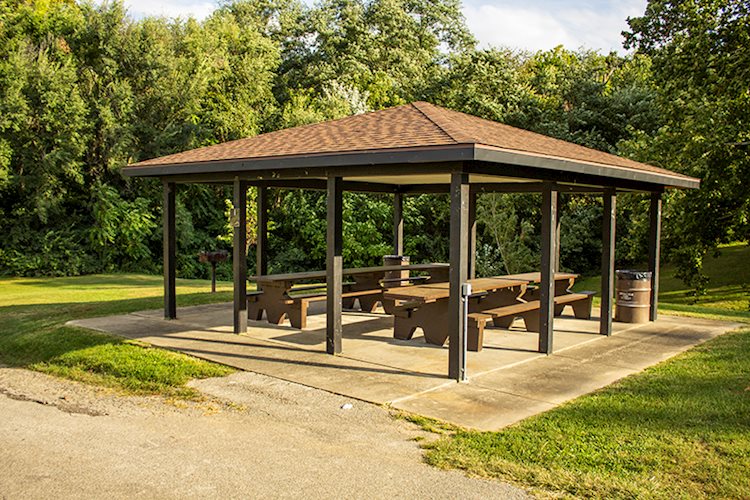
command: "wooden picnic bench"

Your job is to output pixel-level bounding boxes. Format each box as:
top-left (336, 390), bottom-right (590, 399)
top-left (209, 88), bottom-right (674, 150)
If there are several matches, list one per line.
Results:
top-left (384, 272), bottom-right (596, 352)
top-left (468, 291), bottom-right (596, 350)
top-left (500, 272), bottom-right (594, 322)
top-left (247, 263), bottom-right (450, 329)
top-left (384, 277), bottom-right (530, 349)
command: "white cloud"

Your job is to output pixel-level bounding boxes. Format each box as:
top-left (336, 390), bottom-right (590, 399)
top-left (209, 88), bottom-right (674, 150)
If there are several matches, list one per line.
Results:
top-left (117, 0), bottom-right (647, 54)
top-left (123, 0), bottom-right (218, 20)
top-left (463, 0), bottom-right (647, 54)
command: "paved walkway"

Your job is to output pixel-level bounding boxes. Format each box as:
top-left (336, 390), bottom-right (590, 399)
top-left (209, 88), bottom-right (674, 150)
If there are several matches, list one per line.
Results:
top-left (0, 367), bottom-right (526, 499)
top-left (70, 305), bottom-right (741, 430)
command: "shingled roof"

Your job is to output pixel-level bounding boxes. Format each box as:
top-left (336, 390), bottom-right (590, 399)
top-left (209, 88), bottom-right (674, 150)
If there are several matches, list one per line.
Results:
top-left (124, 101), bottom-right (699, 189)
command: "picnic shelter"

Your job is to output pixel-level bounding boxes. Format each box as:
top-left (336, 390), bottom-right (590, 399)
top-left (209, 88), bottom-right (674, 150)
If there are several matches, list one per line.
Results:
top-left (122, 102), bottom-right (700, 381)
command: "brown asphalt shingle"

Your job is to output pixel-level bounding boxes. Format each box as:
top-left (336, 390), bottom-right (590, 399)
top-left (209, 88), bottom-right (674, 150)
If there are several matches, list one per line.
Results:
top-left (127, 101), bottom-right (690, 181)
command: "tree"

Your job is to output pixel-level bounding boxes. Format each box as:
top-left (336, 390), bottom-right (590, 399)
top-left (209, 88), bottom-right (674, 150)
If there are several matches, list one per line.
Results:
top-left (282, 0), bottom-right (474, 109)
top-left (624, 0), bottom-right (750, 293)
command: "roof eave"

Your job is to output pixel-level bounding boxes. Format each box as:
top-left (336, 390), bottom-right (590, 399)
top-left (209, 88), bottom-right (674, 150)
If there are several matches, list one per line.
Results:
top-left (473, 145), bottom-right (700, 190)
top-left (121, 144), bottom-right (475, 178)
top-left (121, 143), bottom-right (700, 190)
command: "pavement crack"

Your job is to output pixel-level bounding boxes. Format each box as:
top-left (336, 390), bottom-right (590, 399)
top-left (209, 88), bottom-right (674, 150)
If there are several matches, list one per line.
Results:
top-left (467, 382), bottom-right (560, 406)
top-left (0, 386), bottom-right (107, 417)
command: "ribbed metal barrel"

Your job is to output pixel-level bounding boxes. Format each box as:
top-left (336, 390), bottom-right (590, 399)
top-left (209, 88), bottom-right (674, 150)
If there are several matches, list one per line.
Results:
top-left (615, 270), bottom-right (652, 323)
top-left (383, 255), bottom-right (410, 286)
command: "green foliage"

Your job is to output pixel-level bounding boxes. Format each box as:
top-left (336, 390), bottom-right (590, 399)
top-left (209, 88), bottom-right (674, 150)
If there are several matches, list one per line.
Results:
top-left (90, 182), bottom-right (156, 269)
top-left (0, 0), bottom-right (280, 277)
top-left (403, 194), bottom-right (450, 264)
top-left (422, 328), bottom-right (750, 497)
top-left (476, 194), bottom-right (538, 275)
top-left (624, 0), bottom-right (750, 293)
top-left (0, 0), bottom-right (728, 286)
top-left (559, 196), bottom-right (603, 273)
top-left (433, 48), bottom-right (529, 124)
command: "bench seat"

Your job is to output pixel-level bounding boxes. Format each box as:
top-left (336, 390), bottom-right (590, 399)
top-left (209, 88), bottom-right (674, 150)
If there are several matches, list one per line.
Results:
top-left (468, 291), bottom-right (596, 351)
top-left (248, 287), bottom-right (384, 329)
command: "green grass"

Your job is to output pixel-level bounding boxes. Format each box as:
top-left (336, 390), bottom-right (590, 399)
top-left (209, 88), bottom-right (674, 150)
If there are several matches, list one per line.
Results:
top-left (573, 242), bottom-right (750, 322)
top-left (422, 242), bottom-right (750, 498)
top-left (0, 274), bottom-right (236, 398)
top-left (423, 328), bottom-right (750, 498)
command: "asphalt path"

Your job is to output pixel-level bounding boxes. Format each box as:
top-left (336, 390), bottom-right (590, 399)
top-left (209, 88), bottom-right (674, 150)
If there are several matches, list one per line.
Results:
top-left (0, 367), bottom-right (527, 499)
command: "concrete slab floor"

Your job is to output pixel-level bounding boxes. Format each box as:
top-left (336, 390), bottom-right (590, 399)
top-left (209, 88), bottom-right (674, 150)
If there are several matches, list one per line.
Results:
top-left (69, 304), bottom-right (742, 431)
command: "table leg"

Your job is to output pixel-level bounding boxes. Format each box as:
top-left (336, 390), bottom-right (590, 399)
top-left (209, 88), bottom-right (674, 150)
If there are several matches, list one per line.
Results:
top-left (553, 278), bottom-right (576, 316)
top-left (351, 272), bottom-right (383, 313)
top-left (248, 296), bottom-right (264, 320)
top-left (288, 300), bottom-right (308, 329)
top-left (251, 281), bottom-right (294, 325)
top-left (471, 286), bottom-right (525, 328)
top-left (393, 303), bottom-right (450, 346)
top-left (523, 280), bottom-right (573, 316)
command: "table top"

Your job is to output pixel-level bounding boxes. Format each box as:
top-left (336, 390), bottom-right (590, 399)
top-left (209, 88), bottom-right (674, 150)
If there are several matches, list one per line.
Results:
top-left (383, 277), bottom-right (528, 303)
top-left (252, 263), bottom-right (450, 284)
top-left (503, 272), bottom-right (578, 282)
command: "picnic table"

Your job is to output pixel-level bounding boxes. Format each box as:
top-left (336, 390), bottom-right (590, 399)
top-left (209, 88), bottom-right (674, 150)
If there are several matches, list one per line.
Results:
top-left (503, 272), bottom-right (579, 321)
top-left (248, 263), bottom-right (450, 329)
top-left (384, 272), bottom-right (595, 352)
top-left (384, 277), bottom-right (530, 348)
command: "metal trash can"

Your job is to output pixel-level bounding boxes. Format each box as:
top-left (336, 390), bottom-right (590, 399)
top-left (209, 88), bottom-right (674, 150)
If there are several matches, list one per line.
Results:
top-left (615, 270), bottom-right (652, 323)
top-left (383, 255), bottom-right (410, 286)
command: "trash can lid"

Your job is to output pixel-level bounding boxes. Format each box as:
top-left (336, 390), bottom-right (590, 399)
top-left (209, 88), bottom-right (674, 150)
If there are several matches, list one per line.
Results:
top-left (616, 269), bottom-right (652, 280)
top-left (383, 255), bottom-right (410, 260)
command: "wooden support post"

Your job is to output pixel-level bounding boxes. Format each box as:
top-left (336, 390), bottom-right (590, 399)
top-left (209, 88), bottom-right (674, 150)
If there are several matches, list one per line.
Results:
top-left (448, 172), bottom-right (470, 381)
top-left (256, 185), bottom-right (268, 277)
top-left (163, 181), bottom-right (177, 320)
top-left (468, 189), bottom-right (477, 279)
top-left (539, 182), bottom-right (558, 354)
top-left (554, 192), bottom-right (562, 272)
top-left (233, 179), bottom-right (247, 334)
top-left (393, 192), bottom-right (404, 255)
top-left (648, 192), bottom-right (662, 321)
top-left (600, 189), bottom-right (616, 336)
top-left (326, 176), bottom-right (343, 355)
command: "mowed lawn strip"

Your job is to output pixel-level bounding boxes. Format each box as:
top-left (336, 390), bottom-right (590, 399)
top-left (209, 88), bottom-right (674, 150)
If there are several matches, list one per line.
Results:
top-left (421, 328), bottom-right (750, 498)
top-left (574, 242), bottom-right (750, 323)
top-left (0, 274), bottom-right (237, 398)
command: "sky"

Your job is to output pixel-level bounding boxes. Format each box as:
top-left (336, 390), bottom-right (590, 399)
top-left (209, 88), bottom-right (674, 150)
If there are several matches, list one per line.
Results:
top-left (120, 0), bottom-right (648, 54)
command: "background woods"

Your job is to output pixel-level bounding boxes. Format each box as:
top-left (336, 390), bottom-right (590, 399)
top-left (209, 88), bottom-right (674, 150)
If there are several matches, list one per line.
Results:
top-left (0, 0), bottom-right (745, 296)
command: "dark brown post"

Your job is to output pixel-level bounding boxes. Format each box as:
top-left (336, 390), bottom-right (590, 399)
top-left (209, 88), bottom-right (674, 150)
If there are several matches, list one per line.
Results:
top-left (554, 192), bottom-right (562, 272)
top-left (163, 180), bottom-right (177, 320)
top-left (256, 185), bottom-right (268, 277)
top-left (448, 171), bottom-right (469, 381)
top-left (393, 192), bottom-right (404, 255)
top-left (648, 192), bottom-right (662, 321)
top-left (539, 182), bottom-right (558, 354)
top-left (600, 189), bottom-right (616, 336)
top-left (326, 176), bottom-right (343, 354)
top-left (233, 179), bottom-right (248, 334)
top-left (468, 189), bottom-right (477, 279)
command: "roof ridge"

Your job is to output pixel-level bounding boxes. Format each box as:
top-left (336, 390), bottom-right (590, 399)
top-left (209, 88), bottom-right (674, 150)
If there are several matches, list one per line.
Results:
top-left (410, 101), bottom-right (462, 144)
top-left (412, 101), bottom-right (476, 144)
top-left (422, 103), bottom-right (677, 175)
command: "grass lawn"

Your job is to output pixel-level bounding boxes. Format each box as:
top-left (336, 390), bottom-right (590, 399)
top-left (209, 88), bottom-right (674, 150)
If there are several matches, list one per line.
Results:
top-left (574, 242), bottom-right (750, 323)
top-left (1, 246), bottom-right (748, 496)
top-left (0, 274), bottom-right (236, 398)
top-left (423, 327), bottom-right (750, 498)
top-left (421, 243), bottom-right (750, 498)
